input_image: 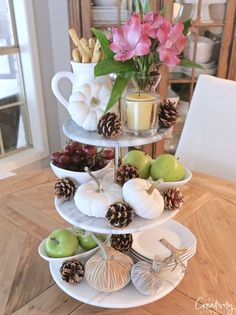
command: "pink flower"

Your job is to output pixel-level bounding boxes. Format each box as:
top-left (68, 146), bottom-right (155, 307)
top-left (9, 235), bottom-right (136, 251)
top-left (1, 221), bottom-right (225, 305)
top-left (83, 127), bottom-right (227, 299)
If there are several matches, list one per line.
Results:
top-left (157, 22), bottom-right (186, 67)
top-left (143, 12), bottom-right (171, 42)
top-left (110, 14), bottom-right (151, 61)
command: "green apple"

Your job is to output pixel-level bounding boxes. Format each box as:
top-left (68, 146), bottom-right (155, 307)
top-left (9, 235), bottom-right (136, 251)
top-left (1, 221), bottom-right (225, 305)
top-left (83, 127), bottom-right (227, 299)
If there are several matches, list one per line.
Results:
top-left (150, 154), bottom-right (185, 182)
top-left (45, 229), bottom-right (78, 258)
top-left (124, 150), bottom-right (152, 179)
top-left (76, 229), bottom-right (107, 251)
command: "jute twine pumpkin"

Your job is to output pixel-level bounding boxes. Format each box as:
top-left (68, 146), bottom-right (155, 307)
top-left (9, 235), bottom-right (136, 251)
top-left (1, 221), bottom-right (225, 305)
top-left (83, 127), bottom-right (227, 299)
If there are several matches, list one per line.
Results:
top-left (131, 255), bottom-right (163, 296)
top-left (85, 234), bottom-right (133, 292)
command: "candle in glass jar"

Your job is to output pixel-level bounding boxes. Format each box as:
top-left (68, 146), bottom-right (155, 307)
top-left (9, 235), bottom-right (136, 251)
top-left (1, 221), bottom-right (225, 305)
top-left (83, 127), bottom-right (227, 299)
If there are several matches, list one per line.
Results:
top-left (125, 93), bottom-right (155, 130)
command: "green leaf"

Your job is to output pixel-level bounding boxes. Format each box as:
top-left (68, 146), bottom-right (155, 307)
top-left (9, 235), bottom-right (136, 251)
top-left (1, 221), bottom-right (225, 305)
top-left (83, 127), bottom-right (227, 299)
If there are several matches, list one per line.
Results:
top-left (180, 58), bottom-right (204, 69)
top-left (183, 19), bottom-right (192, 36)
top-left (144, 0), bottom-right (151, 13)
top-left (160, 6), bottom-right (167, 17)
top-left (105, 76), bottom-right (130, 113)
top-left (91, 28), bottom-right (114, 59)
top-left (94, 59), bottom-right (135, 77)
top-left (135, 0), bottom-right (143, 13)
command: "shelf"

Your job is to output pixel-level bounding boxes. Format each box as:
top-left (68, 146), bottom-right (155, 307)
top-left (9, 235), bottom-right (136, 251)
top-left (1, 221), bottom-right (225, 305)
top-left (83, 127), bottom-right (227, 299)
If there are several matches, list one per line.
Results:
top-left (63, 119), bottom-right (170, 148)
top-left (55, 197), bottom-right (179, 235)
top-left (49, 261), bottom-right (186, 308)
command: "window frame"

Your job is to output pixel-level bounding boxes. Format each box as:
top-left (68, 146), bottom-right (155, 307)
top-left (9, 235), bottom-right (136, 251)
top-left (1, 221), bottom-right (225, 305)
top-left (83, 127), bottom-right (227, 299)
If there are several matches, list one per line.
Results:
top-left (0, 0), bottom-right (49, 171)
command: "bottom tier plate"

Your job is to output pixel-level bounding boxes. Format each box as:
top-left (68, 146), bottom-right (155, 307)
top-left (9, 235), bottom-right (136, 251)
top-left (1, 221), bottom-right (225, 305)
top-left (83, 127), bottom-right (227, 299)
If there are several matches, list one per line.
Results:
top-left (49, 261), bottom-right (186, 308)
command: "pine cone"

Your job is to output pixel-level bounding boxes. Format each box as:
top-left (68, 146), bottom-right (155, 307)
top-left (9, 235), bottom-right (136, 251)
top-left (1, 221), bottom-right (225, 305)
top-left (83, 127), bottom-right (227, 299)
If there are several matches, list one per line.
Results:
top-left (54, 177), bottom-right (75, 200)
top-left (110, 233), bottom-right (133, 252)
top-left (97, 113), bottom-right (122, 138)
top-left (115, 163), bottom-right (139, 186)
top-left (60, 258), bottom-right (84, 284)
top-left (162, 188), bottom-right (184, 210)
top-left (159, 100), bottom-right (177, 128)
top-left (106, 202), bottom-right (134, 228)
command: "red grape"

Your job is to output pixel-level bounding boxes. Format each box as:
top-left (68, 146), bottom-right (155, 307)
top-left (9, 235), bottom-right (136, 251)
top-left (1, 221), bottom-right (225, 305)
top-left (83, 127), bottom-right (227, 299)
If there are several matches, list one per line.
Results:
top-left (63, 144), bottom-right (74, 156)
top-left (51, 152), bottom-right (63, 163)
top-left (83, 144), bottom-right (97, 156)
top-left (95, 156), bottom-right (106, 169)
top-left (84, 156), bottom-right (95, 167)
top-left (101, 148), bottom-right (114, 160)
top-left (71, 154), bottom-right (82, 165)
top-left (71, 141), bottom-right (81, 147)
top-left (74, 144), bottom-right (85, 156)
top-left (58, 154), bottom-right (71, 167)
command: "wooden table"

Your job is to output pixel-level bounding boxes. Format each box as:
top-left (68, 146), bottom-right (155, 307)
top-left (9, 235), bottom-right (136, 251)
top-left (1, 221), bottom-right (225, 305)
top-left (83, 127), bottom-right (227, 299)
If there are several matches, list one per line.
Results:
top-left (1, 169), bottom-right (236, 315)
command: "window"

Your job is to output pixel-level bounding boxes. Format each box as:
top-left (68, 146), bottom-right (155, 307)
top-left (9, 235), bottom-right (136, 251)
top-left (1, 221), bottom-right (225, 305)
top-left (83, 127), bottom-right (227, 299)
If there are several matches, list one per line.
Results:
top-left (0, 0), bottom-right (32, 157)
top-left (0, 0), bottom-right (49, 170)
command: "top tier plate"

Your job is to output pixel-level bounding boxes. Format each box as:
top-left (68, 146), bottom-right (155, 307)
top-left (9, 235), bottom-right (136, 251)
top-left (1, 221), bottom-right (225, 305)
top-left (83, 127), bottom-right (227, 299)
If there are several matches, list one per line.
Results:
top-left (63, 119), bottom-right (171, 147)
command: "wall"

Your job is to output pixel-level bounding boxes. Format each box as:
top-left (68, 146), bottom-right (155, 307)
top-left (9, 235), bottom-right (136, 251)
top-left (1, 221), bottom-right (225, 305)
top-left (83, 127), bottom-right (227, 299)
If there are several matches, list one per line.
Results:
top-left (32, 0), bottom-right (71, 154)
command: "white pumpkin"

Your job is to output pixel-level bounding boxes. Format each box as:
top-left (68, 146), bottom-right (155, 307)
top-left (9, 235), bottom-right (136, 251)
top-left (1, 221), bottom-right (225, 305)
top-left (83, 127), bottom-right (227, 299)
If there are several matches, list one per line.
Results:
top-left (68, 82), bottom-right (111, 131)
top-left (122, 178), bottom-right (164, 219)
top-left (74, 173), bottom-right (123, 218)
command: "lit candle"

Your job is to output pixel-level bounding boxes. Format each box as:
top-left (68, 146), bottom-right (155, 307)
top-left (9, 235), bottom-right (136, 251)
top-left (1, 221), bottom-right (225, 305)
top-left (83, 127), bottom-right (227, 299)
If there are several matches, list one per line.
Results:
top-left (125, 93), bottom-right (155, 131)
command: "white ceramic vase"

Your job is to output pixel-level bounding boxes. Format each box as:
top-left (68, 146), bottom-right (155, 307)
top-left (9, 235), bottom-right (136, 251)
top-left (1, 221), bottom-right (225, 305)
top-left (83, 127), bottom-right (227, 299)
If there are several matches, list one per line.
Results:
top-left (51, 61), bottom-right (111, 108)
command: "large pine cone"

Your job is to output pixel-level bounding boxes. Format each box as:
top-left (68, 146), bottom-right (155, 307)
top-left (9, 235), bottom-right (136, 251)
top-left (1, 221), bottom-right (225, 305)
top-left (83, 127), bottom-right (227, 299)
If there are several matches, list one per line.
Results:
top-left (162, 188), bottom-right (184, 210)
top-left (110, 234), bottom-right (133, 252)
top-left (54, 177), bottom-right (75, 200)
top-left (115, 163), bottom-right (139, 186)
top-left (159, 100), bottom-right (177, 128)
top-left (60, 258), bottom-right (84, 284)
top-left (106, 202), bottom-right (134, 228)
top-left (97, 112), bottom-right (122, 138)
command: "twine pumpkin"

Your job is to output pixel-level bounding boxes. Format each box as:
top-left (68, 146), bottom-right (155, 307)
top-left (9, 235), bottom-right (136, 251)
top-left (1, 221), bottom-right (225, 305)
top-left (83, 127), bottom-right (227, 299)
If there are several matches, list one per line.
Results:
top-left (85, 234), bottom-right (133, 292)
top-left (131, 256), bottom-right (163, 296)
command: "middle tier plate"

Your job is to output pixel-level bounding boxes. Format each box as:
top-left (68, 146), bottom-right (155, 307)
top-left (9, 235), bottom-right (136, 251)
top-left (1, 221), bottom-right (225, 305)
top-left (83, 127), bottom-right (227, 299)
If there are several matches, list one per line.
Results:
top-left (63, 118), bottom-right (172, 147)
top-left (55, 198), bottom-right (179, 234)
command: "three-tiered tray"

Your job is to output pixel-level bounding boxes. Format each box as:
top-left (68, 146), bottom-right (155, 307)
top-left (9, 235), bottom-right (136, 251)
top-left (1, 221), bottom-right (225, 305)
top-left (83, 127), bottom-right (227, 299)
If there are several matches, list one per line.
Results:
top-left (44, 118), bottom-right (196, 309)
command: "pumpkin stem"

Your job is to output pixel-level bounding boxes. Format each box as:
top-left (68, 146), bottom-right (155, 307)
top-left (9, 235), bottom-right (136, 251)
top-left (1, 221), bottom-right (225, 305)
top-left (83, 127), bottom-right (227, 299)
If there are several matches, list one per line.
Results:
top-left (90, 96), bottom-right (100, 107)
top-left (91, 233), bottom-right (109, 260)
top-left (84, 167), bottom-right (103, 192)
top-left (146, 183), bottom-right (156, 195)
top-left (153, 178), bottom-right (164, 187)
top-left (151, 255), bottom-right (161, 273)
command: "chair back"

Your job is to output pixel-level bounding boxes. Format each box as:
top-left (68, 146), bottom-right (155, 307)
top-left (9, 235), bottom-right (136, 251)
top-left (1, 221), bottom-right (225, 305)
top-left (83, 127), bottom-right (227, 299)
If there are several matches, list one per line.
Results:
top-left (176, 74), bottom-right (236, 182)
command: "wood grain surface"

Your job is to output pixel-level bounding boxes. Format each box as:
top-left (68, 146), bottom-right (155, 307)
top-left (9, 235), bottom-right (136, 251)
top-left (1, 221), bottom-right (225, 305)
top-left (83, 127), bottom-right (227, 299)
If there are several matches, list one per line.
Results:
top-left (0, 169), bottom-right (236, 315)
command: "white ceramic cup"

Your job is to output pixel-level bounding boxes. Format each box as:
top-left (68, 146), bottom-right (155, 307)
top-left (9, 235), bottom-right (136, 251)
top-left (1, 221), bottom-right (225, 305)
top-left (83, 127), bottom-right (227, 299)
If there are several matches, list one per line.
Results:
top-left (183, 36), bottom-right (214, 64)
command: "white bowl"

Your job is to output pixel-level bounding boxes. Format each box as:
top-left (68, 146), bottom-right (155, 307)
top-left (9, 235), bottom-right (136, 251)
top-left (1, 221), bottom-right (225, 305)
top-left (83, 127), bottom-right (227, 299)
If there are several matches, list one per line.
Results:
top-left (183, 36), bottom-right (214, 64)
top-left (38, 234), bottom-right (109, 264)
top-left (50, 160), bottom-right (112, 185)
top-left (151, 167), bottom-right (192, 190)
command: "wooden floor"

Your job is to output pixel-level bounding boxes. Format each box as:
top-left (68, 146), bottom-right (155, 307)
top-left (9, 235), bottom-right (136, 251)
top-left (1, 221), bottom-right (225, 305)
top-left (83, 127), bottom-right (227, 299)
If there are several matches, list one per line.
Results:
top-left (1, 169), bottom-right (236, 315)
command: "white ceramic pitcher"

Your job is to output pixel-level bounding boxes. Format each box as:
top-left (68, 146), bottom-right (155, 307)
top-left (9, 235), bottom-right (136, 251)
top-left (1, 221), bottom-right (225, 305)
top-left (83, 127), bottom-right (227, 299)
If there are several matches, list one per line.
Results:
top-left (51, 61), bottom-right (111, 108)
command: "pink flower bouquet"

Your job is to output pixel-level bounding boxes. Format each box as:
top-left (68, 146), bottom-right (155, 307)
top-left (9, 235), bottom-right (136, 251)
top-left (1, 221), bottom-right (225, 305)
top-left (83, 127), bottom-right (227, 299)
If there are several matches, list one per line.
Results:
top-left (93, 2), bottom-right (201, 113)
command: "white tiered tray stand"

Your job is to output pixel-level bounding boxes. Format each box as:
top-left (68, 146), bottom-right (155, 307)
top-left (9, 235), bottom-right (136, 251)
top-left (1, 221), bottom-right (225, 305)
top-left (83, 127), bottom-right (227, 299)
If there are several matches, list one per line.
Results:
top-left (48, 119), bottom-right (196, 308)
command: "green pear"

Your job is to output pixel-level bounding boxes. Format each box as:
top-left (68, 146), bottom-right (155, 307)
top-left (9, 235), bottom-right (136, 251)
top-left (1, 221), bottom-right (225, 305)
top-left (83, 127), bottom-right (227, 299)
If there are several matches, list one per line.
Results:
top-left (151, 154), bottom-right (185, 182)
top-left (124, 150), bottom-right (152, 179)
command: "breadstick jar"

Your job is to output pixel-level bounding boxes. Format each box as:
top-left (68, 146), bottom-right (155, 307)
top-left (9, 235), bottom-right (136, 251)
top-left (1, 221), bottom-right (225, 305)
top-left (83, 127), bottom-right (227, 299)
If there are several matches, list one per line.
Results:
top-left (51, 29), bottom-right (113, 131)
top-left (52, 29), bottom-right (111, 107)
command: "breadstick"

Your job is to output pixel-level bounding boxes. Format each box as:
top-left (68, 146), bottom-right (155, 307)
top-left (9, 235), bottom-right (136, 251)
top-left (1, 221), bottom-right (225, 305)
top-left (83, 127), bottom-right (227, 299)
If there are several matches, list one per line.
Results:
top-left (89, 37), bottom-right (96, 56)
top-left (72, 48), bottom-right (81, 62)
top-left (80, 37), bottom-right (91, 58)
top-left (82, 55), bottom-right (90, 63)
top-left (68, 28), bottom-right (87, 58)
top-left (68, 28), bottom-right (80, 47)
top-left (92, 51), bottom-right (101, 63)
top-left (92, 39), bottom-right (101, 63)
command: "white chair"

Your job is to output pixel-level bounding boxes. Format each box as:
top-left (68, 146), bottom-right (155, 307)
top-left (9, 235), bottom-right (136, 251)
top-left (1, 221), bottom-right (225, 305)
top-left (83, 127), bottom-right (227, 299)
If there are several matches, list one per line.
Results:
top-left (175, 74), bottom-right (236, 182)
